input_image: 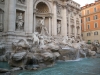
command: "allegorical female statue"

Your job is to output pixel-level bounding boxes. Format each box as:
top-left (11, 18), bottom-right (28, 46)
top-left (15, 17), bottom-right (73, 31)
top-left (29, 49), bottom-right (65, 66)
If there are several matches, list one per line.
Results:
top-left (57, 22), bottom-right (61, 34)
top-left (16, 13), bottom-right (24, 31)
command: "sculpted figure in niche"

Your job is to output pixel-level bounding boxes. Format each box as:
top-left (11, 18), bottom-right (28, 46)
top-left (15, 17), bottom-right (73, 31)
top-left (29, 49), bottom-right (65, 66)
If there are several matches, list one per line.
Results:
top-left (39, 17), bottom-right (49, 36)
top-left (16, 13), bottom-right (24, 31)
top-left (40, 17), bottom-right (44, 25)
top-left (57, 22), bottom-right (61, 34)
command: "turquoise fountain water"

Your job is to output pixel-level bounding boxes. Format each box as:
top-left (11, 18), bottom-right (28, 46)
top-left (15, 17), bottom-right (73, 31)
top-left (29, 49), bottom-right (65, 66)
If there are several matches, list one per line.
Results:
top-left (0, 62), bottom-right (11, 69)
top-left (18, 58), bottom-right (100, 75)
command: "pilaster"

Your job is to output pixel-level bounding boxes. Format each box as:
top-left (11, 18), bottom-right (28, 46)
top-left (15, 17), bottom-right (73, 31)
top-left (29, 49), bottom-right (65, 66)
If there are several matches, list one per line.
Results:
top-left (49, 17), bottom-right (52, 36)
top-left (52, 1), bottom-right (57, 35)
top-left (4, 0), bottom-right (16, 32)
top-left (3, 0), bottom-right (16, 51)
top-left (61, 5), bottom-right (67, 36)
top-left (26, 0), bottom-right (33, 34)
top-left (74, 15), bottom-right (77, 38)
top-left (79, 16), bottom-right (81, 35)
top-left (68, 14), bottom-right (71, 37)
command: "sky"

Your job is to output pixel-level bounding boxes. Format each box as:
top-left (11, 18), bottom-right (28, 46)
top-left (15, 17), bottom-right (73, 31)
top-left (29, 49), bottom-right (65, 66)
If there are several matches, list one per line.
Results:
top-left (74, 0), bottom-right (95, 7)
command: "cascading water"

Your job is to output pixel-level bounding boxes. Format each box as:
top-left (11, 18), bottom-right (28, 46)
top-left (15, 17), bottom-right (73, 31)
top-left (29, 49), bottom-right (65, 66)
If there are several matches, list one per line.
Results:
top-left (76, 49), bottom-right (80, 59)
top-left (84, 53), bottom-right (86, 58)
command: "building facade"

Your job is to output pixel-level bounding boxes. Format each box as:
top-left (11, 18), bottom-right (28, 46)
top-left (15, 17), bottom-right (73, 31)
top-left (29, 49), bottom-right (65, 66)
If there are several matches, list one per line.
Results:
top-left (81, 0), bottom-right (100, 43)
top-left (0, 0), bottom-right (81, 50)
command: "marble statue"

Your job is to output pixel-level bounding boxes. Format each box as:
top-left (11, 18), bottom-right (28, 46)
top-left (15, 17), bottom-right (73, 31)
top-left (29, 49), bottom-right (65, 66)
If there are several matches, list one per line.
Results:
top-left (76, 35), bottom-right (83, 42)
top-left (62, 36), bottom-right (68, 45)
top-left (40, 17), bottom-right (45, 25)
top-left (68, 36), bottom-right (75, 43)
top-left (39, 17), bottom-right (49, 36)
top-left (39, 35), bottom-right (44, 46)
top-left (57, 22), bottom-right (61, 34)
top-left (16, 13), bottom-right (24, 30)
top-left (32, 32), bottom-right (39, 46)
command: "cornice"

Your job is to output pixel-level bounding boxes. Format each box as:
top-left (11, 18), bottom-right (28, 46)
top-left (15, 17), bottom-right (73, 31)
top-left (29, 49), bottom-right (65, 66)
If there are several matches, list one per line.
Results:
top-left (67, 3), bottom-right (81, 10)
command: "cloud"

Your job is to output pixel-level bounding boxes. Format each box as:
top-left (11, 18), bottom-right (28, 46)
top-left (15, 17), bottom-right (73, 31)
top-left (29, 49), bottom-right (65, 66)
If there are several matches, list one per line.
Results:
top-left (74, 0), bottom-right (95, 6)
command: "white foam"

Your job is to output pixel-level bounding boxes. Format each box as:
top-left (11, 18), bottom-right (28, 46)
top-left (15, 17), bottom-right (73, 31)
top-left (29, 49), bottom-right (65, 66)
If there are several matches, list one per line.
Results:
top-left (62, 47), bottom-right (71, 50)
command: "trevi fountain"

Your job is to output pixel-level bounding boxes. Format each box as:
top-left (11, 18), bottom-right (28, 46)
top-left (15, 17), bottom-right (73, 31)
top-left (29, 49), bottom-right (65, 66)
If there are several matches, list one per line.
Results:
top-left (0, 0), bottom-right (100, 75)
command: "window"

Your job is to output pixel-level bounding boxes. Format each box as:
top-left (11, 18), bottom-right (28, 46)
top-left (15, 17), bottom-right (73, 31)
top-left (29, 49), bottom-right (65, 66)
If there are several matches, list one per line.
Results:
top-left (86, 18), bottom-right (87, 21)
top-left (86, 17), bottom-right (90, 22)
top-left (94, 7), bottom-right (96, 12)
top-left (88, 17), bottom-right (90, 21)
top-left (94, 15), bottom-right (98, 20)
top-left (87, 33), bottom-right (91, 36)
top-left (87, 10), bottom-right (89, 15)
top-left (94, 31), bottom-right (98, 35)
top-left (94, 23), bottom-right (98, 28)
top-left (87, 33), bottom-right (88, 36)
top-left (87, 24), bottom-right (90, 29)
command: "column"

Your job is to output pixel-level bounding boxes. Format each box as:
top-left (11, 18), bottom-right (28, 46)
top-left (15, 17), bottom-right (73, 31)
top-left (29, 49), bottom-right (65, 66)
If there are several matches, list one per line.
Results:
top-left (61, 5), bottom-right (67, 36)
top-left (68, 14), bottom-right (71, 37)
top-left (8, 0), bottom-right (16, 32)
top-left (52, 1), bottom-right (57, 35)
top-left (33, 14), bottom-right (36, 32)
top-left (3, 0), bottom-right (16, 51)
top-left (49, 17), bottom-right (51, 35)
top-left (4, 0), bottom-right (16, 32)
top-left (79, 16), bottom-right (81, 35)
top-left (27, 0), bottom-right (33, 33)
top-left (74, 15), bottom-right (77, 38)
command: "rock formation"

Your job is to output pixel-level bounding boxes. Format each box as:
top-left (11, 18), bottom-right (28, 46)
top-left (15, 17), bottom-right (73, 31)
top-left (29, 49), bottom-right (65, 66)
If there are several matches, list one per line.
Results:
top-left (0, 31), bottom-right (98, 71)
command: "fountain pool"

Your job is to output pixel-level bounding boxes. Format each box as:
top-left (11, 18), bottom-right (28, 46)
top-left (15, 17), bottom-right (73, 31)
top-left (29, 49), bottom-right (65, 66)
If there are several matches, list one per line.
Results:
top-left (18, 58), bottom-right (100, 75)
top-left (0, 62), bottom-right (11, 70)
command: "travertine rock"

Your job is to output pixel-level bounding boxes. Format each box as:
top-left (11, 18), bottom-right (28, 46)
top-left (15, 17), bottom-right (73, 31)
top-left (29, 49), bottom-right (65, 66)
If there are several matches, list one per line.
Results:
top-left (88, 49), bottom-right (96, 56)
top-left (12, 52), bottom-right (26, 61)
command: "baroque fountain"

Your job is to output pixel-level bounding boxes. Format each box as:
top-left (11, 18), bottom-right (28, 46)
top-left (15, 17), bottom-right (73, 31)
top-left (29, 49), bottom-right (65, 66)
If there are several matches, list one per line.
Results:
top-left (0, 21), bottom-right (100, 75)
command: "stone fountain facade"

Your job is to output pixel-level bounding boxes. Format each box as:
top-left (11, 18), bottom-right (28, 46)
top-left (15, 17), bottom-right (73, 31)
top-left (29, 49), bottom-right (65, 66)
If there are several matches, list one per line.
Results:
top-left (1, 0), bottom-right (93, 72)
top-left (0, 1), bottom-right (100, 74)
top-left (0, 0), bottom-right (81, 51)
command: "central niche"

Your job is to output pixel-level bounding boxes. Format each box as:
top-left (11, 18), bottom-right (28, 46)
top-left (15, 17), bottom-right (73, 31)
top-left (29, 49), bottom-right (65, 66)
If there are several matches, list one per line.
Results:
top-left (36, 2), bottom-right (49, 13)
top-left (35, 2), bottom-right (50, 35)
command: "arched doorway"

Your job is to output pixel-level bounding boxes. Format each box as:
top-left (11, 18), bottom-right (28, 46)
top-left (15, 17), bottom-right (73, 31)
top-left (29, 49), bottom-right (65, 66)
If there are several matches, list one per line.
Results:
top-left (33, 1), bottom-right (52, 35)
